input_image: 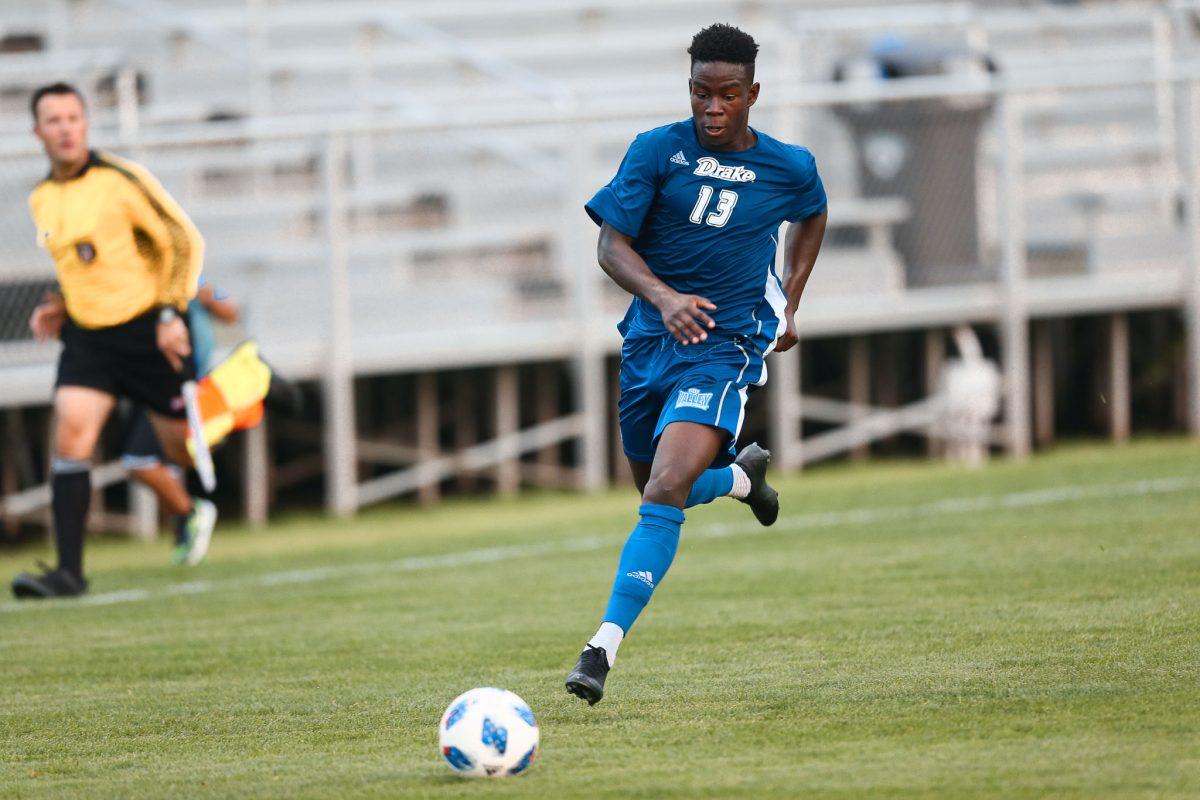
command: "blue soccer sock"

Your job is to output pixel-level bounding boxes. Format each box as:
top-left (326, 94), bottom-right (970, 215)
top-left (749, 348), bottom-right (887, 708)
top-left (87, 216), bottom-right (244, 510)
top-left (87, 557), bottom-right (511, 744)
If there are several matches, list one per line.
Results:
top-left (602, 503), bottom-right (685, 634)
top-left (683, 466), bottom-right (735, 508)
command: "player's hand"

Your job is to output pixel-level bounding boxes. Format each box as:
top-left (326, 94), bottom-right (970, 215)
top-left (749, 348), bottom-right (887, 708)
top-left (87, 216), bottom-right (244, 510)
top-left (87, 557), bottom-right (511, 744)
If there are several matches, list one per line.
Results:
top-left (157, 316), bottom-right (192, 372)
top-left (775, 308), bottom-right (799, 353)
top-left (29, 292), bottom-right (66, 343)
top-left (657, 292), bottom-right (716, 345)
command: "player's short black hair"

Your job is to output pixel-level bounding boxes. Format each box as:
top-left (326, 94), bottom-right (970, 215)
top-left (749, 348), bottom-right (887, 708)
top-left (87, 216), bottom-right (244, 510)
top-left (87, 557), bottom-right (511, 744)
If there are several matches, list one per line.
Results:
top-left (688, 24), bottom-right (759, 80)
top-left (31, 82), bottom-right (85, 122)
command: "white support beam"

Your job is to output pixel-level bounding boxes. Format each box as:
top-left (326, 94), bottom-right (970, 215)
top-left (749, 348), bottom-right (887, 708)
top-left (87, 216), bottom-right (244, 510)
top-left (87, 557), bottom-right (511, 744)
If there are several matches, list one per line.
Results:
top-left (800, 398), bottom-right (943, 466)
top-left (355, 414), bottom-right (585, 507)
top-left (767, 346), bottom-right (802, 471)
top-left (321, 134), bottom-right (358, 517)
top-left (243, 421), bottom-right (269, 526)
top-left (128, 481), bottom-right (159, 541)
top-left (767, 99), bottom-right (804, 473)
top-left (564, 120), bottom-right (608, 492)
top-left (0, 461), bottom-right (128, 518)
top-left (1183, 81), bottom-right (1200, 436)
top-left (997, 92), bottom-right (1033, 458)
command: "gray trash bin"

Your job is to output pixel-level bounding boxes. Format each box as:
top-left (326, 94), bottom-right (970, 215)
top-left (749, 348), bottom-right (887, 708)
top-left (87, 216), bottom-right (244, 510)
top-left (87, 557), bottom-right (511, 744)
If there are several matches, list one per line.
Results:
top-left (834, 39), bottom-right (995, 287)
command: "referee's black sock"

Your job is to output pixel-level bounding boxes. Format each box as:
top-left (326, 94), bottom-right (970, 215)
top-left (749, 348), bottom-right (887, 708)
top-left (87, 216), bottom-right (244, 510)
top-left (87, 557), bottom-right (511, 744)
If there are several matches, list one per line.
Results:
top-left (51, 458), bottom-right (91, 580)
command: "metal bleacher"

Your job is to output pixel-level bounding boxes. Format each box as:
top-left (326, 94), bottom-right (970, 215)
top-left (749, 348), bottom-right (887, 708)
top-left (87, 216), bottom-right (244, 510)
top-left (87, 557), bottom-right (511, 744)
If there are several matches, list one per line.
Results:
top-left (1, 0), bottom-right (1198, 517)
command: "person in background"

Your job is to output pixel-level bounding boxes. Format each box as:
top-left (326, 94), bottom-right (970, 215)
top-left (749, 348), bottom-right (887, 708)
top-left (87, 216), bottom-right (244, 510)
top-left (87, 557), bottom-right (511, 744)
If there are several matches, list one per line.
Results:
top-left (121, 276), bottom-right (236, 565)
top-left (16, 82), bottom-right (205, 599)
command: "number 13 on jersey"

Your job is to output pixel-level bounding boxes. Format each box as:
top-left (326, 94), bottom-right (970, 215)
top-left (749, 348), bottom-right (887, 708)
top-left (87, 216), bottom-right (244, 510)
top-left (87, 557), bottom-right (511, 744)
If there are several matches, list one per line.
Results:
top-left (689, 186), bottom-right (738, 228)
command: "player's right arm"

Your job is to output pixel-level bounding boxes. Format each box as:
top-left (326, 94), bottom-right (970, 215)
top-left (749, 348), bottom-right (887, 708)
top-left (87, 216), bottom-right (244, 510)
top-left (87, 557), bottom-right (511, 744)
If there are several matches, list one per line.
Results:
top-left (29, 289), bottom-right (66, 343)
top-left (597, 223), bottom-right (716, 345)
top-left (587, 130), bottom-right (716, 345)
top-left (197, 283), bottom-right (239, 323)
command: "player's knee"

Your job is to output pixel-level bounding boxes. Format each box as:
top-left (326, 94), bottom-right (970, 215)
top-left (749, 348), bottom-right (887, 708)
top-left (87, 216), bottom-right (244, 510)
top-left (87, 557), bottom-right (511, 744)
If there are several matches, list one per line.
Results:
top-left (641, 467), bottom-right (691, 508)
top-left (54, 418), bottom-right (99, 460)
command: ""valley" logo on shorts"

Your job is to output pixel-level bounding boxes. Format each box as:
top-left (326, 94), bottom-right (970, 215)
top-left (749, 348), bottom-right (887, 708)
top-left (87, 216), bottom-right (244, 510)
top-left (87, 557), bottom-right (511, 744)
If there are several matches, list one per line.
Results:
top-left (675, 387), bottom-right (714, 411)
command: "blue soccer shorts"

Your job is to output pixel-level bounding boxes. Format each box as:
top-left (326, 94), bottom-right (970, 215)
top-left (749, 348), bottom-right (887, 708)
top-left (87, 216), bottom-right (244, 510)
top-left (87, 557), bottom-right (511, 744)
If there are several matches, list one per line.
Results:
top-left (618, 333), bottom-right (769, 468)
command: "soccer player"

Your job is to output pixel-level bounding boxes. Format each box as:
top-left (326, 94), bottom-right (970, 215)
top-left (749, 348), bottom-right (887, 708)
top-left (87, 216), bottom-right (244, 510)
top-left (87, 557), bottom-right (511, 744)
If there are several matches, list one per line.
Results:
top-left (13, 82), bottom-right (207, 599)
top-left (121, 277), bottom-right (237, 565)
top-left (565, 25), bottom-right (828, 704)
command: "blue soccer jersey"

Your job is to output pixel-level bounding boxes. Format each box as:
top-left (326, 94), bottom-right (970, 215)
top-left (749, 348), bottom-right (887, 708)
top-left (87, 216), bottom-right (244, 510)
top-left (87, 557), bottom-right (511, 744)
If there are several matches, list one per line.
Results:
top-left (588, 120), bottom-right (827, 467)
top-left (585, 119), bottom-right (826, 344)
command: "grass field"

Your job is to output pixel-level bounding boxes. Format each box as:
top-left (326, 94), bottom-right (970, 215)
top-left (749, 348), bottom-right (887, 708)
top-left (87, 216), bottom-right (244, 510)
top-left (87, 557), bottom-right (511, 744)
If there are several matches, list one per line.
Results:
top-left (1, 439), bottom-right (1198, 799)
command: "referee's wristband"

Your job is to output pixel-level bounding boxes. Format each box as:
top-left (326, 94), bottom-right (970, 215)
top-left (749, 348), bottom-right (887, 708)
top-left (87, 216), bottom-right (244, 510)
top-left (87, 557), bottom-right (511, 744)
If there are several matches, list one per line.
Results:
top-left (158, 306), bottom-right (180, 324)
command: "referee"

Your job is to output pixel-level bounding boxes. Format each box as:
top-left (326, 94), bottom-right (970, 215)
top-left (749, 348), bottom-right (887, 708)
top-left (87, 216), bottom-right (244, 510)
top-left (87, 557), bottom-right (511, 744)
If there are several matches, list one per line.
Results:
top-left (13, 83), bottom-right (209, 599)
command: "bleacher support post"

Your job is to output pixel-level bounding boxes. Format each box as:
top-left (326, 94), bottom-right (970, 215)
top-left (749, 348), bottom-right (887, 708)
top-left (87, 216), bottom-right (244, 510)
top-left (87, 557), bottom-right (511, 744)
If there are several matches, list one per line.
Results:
top-left (493, 366), bottom-right (519, 496)
top-left (416, 373), bottom-right (440, 505)
top-left (243, 421), bottom-right (269, 526)
top-left (767, 93), bottom-right (805, 472)
top-left (322, 134), bottom-right (358, 516)
top-left (1183, 80), bottom-right (1200, 437)
top-left (767, 345), bottom-right (802, 472)
top-left (564, 120), bottom-right (607, 491)
top-left (129, 482), bottom-right (158, 541)
top-left (1108, 314), bottom-right (1131, 443)
top-left (997, 91), bottom-right (1032, 459)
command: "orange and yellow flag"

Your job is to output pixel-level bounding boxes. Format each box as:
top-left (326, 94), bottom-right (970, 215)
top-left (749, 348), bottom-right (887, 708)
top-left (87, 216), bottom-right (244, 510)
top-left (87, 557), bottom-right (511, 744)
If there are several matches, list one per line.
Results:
top-left (188, 341), bottom-right (272, 455)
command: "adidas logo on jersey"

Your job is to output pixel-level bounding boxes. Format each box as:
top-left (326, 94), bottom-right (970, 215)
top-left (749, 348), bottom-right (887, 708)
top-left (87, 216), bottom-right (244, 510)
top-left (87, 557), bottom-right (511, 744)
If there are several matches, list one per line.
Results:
top-left (626, 570), bottom-right (655, 588)
top-left (694, 156), bottom-right (756, 182)
top-left (675, 387), bottom-right (714, 411)
top-left (669, 150), bottom-right (690, 166)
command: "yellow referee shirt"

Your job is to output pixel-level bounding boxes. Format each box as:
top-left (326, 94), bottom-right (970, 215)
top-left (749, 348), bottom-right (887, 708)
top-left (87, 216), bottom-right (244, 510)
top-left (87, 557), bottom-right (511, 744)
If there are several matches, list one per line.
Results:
top-left (28, 150), bottom-right (203, 329)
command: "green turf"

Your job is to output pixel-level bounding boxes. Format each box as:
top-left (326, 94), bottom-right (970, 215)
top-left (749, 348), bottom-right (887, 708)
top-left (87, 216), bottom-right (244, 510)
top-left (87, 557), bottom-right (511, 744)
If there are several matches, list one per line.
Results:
top-left (1, 439), bottom-right (1198, 799)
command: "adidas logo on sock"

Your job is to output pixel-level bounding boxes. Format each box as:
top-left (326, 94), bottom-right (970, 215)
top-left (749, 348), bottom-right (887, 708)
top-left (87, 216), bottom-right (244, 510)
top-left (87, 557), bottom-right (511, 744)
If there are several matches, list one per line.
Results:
top-left (669, 150), bottom-right (689, 166)
top-left (626, 570), bottom-right (655, 588)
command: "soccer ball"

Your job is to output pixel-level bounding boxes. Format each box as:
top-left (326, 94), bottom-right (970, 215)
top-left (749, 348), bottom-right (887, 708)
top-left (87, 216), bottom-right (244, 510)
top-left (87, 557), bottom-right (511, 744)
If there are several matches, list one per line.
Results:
top-left (438, 687), bottom-right (539, 778)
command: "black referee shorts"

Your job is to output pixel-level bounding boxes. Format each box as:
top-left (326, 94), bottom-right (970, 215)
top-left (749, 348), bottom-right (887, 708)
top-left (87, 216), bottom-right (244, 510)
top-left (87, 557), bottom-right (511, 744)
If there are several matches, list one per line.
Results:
top-left (56, 310), bottom-right (190, 419)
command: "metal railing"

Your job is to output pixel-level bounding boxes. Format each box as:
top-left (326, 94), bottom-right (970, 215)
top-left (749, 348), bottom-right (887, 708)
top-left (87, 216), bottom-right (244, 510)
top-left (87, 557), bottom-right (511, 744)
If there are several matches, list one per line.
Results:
top-left (2, 3), bottom-right (1199, 522)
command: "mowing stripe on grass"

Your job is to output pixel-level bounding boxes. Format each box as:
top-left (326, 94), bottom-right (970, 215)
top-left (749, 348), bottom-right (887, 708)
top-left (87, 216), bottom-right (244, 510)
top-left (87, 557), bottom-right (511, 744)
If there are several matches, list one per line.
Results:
top-left (2, 475), bottom-right (1194, 615)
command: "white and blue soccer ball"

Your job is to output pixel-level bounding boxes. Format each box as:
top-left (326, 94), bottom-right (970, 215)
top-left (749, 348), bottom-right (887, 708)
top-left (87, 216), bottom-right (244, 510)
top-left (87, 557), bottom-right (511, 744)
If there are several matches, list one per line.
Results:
top-left (438, 687), bottom-right (539, 778)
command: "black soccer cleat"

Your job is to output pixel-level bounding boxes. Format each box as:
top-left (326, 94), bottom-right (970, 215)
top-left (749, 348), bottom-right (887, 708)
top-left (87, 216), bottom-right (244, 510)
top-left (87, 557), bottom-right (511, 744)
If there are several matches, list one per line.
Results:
top-left (565, 645), bottom-right (610, 706)
top-left (734, 442), bottom-right (779, 527)
top-left (11, 565), bottom-right (88, 600)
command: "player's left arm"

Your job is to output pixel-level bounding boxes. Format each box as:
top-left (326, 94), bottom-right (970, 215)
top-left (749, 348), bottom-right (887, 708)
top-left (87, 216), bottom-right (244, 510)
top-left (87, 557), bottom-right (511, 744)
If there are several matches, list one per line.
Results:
top-left (117, 159), bottom-right (205, 312)
top-left (115, 158), bottom-right (205, 371)
top-left (776, 210), bottom-right (827, 353)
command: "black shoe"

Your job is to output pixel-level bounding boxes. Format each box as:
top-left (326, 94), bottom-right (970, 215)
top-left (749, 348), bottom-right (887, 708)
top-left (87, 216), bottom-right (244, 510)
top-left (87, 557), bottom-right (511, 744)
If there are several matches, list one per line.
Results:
top-left (735, 442), bottom-right (779, 527)
top-left (565, 645), bottom-right (610, 705)
top-left (12, 564), bottom-right (88, 600)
